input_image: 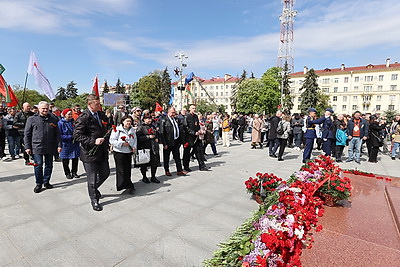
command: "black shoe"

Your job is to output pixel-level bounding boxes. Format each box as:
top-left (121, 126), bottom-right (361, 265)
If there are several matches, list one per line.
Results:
top-left (302, 159), bottom-right (307, 163)
top-left (184, 168), bottom-right (192, 172)
top-left (199, 166), bottom-right (211, 171)
top-left (91, 201), bottom-right (103, 211)
top-left (72, 173), bottom-right (80, 178)
top-left (11, 156), bottom-right (15, 160)
top-left (44, 183), bottom-right (53, 189)
top-left (151, 177), bottom-right (160, 183)
top-left (33, 185), bottom-right (42, 193)
top-left (66, 174), bottom-right (73, 179)
top-left (336, 159), bottom-right (342, 162)
top-left (25, 160), bottom-right (30, 166)
top-left (128, 186), bottom-right (135, 194)
top-left (392, 157), bottom-right (396, 160)
top-left (278, 157), bottom-right (284, 161)
top-left (355, 160), bottom-right (361, 164)
top-left (214, 153), bottom-right (219, 156)
top-left (142, 177), bottom-right (150, 184)
top-left (270, 154), bottom-right (277, 158)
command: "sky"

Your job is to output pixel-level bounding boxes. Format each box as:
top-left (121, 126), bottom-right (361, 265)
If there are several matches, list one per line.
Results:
top-left (1, 0), bottom-right (400, 96)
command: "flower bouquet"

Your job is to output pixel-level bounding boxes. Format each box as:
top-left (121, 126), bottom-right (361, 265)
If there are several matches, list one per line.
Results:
top-left (245, 173), bottom-right (285, 204)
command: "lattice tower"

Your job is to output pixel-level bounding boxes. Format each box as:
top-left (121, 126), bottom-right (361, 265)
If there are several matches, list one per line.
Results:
top-left (277, 0), bottom-right (297, 73)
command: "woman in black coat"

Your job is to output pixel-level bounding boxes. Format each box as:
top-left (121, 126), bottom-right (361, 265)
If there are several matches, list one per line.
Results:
top-left (136, 113), bottom-right (160, 183)
top-left (368, 115), bottom-right (386, 163)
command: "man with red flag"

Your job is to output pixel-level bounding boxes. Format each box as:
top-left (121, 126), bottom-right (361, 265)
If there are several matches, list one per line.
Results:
top-left (0, 74), bottom-right (19, 107)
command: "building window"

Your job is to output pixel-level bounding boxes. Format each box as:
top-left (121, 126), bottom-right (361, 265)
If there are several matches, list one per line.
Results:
top-left (210, 86), bottom-right (214, 90)
top-left (298, 105), bottom-right (301, 110)
top-left (352, 105), bottom-right (357, 110)
top-left (389, 95), bottom-right (396, 101)
top-left (353, 96), bottom-right (358, 101)
top-left (365, 76), bottom-right (373, 82)
top-left (363, 105), bottom-right (368, 111)
top-left (333, 96), bottom-right (337, 101)
top-left (216, 86), bottom-right (219, 89)
top-left (377, 95), bottom-right (382, 101)
top-left (391, 74), bottom-right (398, 80)
top-left (363, 95), bottom-right (371, 102)
top-left (334, 87), bottom-right (338, 92)
top-left (343, 96), bottom-right (347, 102)
top-left (389, 105), bottom-right (395, 111)
top-left (334, 78), bottom-right (339, 83)
top-left (390, 85), bottom-right (397, 91)
top-left (354, 86), bottom-right (359, 91)
top-left (343, 87), bottom-right (348, 92)
top-left (322, 78), bottom-right (330, 84)
top-left (379, 75), bottom-right (384, 81)
top-left (216, 92), bottom-right (218, 96)
top-left (377, 85), bottom-right (383, 91)
top-left (231, 85), bottom-right (234, 89)
top-left (344, 77), bottom-right (349, 83)
top-left (298, 97), bottom-right (302, 102)
top-left (364, 86), bottom-right (372, 92)
top-left (226, 92), bottom-right (229, 96)
top-left (201, 93), bottom-right (204, 97)
top-left (376, 105), bottom-right (381, 111)
top-left (226, 85), bottom-right (228, 89)
top-left (342, 105), bottom-right (347, 110)
top-left (332, 105), bottom-right (337, 111)
top-left (355, 77), bottom-right (359, 82)
top-left (322, 87), bottom-right (329, 93)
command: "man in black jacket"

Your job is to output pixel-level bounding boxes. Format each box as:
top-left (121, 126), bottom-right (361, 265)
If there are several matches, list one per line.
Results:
top-left (182, 104), bottom-right (208, 171)
top-left (14, 102), bottom-right (34, 165)
top-left (24, 101), bottom-right (62, 193)
top-left (237, 113), bottom-right (246, 142)
top-left (159, 106), bottom-right (187, 176)
top-left (73, 94), bottom-right (110, 211)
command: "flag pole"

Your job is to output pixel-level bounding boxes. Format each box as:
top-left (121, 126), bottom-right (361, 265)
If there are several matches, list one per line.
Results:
top-left (22, 72), bottom-right (29, 104)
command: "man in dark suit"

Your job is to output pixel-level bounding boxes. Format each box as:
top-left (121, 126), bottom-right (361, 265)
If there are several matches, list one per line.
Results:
top-left (268, 110), bottom-right (282, 157)
top-left (73, 94), bottom-right (110, 211)
top-left (302, 108), bottom-right (327, 163)
top-left (159, 106), bottom-right (187, 176)
top-left (182, 104), bottom-right (208, 171)
top-left (321, 108), bottom-right (335, 156)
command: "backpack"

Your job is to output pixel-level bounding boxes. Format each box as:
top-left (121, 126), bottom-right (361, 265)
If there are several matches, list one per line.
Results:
top-left (276, 121), bottom-right (284, 135)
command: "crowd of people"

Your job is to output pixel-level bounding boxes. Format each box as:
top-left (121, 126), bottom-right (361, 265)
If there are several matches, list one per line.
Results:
top-left (1, 95), bottom-right (399, 211)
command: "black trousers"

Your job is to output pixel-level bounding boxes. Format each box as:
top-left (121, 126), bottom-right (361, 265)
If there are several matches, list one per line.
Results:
top-left (336, 145), bottom-right (345, 160)
top-left (83, 161), bottom-right (110, 203)
top-left (369, 146), bottom-right (379, 162)
top-left (183, 140), bottom-right (205, 170)
top-left (232, 127), bottom-right (238, 140)
top-left (113, 152), bottom-right (134, 191)
top-left (0, 129), bottom-right (5, 157)
top-left (238, 127), bottom-right (245, 142)
top-left (163, 142), bottom-right (183, 172)
top-left (62, 157), bottom-right (79, 175)
top-left (278, 138), bottom-right (287, 158)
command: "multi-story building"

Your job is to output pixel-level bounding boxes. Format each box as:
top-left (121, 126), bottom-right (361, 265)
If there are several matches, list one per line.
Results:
top-left (172, 74), bottom-right (240, 114)
top-left (290, 58), bottom-right (400, 115)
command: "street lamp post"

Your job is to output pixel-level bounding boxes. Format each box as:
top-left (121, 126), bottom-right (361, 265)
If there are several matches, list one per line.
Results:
top-left (175, 51), bottom-right (188, 111)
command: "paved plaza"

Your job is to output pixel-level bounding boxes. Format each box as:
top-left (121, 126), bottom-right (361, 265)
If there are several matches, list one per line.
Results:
top-left (1, 134), bottom-right (399, 266)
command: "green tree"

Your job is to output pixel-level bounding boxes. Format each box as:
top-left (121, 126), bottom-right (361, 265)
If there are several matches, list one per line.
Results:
top-left (54, 93), bottom-right (88, 110)
top-left (102, 80), bottom-right (109, 96)
top-left (316, 91), bottom-right (330, 115)
top-left (130, 72), bottom-right (162, 110)
top-left (115, 78), bottom-right (125, 94)
top-left (230, 70), bottom-right (247, 111)
top-left (66, 81), bottom-right (78, 99)
top-left (14, 89), bottom-right (50, 106)
top-left (299, 69), bottom-right (320, 114)
top-left (384, 109), bottom-right (397, 123)
top-left (160, 67), bottom-right (172, 105)
top-left (56, 86), bottom-right (67, 100)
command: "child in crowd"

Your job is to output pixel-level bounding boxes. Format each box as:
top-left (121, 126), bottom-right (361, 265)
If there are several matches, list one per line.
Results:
top-left (335, 122), bottom-right (348, 162)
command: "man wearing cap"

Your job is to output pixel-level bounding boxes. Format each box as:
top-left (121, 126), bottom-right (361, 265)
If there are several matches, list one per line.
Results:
top-left (131, 107), bottom-right (142, 128)
top-left (114, 105), bottom-right (126, 126)
top-left (321, 108), bottom-right (335, 156)
top-left (302, 108), bottom-right (326, 163)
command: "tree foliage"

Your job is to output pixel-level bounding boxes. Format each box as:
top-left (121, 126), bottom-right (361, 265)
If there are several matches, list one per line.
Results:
top-left (130, 72), bottom-right (163, 110)
top-left (235, 67), bottom-right (281, 115)
top-left (115, 78), bottom-right (125, 94)
top-left (102, 80), bottom-right (109, 96)
top-left (384, 109), bottom-right (397, 122)
top-left (14, 89), bottom-right (50, 106)
top-left (299, 69), bottom-right (320, 114)
top-left (230, 70), bottom-right (247, 110)
top-left (66, 81), bottom-right (78, 99)
top-left (160, 67), bottom-right (172, 105)
top-left (56, 86), bottom-right (67, 100)
top-left (54, 93), bottom-right (89, 110)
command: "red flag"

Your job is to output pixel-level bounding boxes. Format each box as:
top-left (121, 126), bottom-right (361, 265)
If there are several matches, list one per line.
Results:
top-left (6, 85), bottom-right (18, 107)
top-left (92, 75), bottom-right (99, 96)
top-left (0, 75), bottom-right (18, 107)
top-left (155, 102), bottom-right (163, 112)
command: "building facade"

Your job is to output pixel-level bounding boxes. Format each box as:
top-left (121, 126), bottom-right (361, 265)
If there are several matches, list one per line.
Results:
top-left (290, 59), bottom-right (400, 115)
top-left (172, 74), bottom-right (240, 114)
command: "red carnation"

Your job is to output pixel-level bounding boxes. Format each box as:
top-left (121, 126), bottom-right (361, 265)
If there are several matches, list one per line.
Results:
top-left (183, 142), bottom-right (189, 148)
top-left (49, 123), bottom-right (57, 128)
top-left (147, 128), bottom-right (155, 135)
top-left (121, 136), bottom-right (126, 141)
top-left (112, 125), bottom-right (117, 132)
top-left (101, 121), bottom-right (108, 126)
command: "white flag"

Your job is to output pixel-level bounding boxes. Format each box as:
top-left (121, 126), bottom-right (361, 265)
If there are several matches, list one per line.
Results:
top-left (27, 51), bottom-right (56, 100)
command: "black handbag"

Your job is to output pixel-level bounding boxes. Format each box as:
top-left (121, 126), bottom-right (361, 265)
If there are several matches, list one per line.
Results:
top-left (371, 132), bottom-right (383, 146)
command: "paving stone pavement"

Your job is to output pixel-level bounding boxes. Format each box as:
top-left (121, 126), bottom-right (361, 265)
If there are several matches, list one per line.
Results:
top-left (1, 134), bottom-right (399, 267)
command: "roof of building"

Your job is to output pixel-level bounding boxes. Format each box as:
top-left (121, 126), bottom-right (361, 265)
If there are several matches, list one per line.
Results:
top-left (171, 75), bottom-right (240, 85)
top-left (291, 62), bottom-right (400, 77)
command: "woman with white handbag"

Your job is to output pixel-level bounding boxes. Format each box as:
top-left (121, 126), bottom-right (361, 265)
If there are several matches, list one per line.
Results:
top-left (109, 116), bottom-right (137, 194)
top-left (136, 113), bottom-right (160, 183)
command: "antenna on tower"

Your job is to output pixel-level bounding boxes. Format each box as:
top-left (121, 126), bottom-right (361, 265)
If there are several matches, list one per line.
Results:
top-left (277, 0), bottom-right (297, 73)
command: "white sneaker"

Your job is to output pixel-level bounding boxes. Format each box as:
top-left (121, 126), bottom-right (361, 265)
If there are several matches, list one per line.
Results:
top-left (15, 155), bottom-right (20, 159)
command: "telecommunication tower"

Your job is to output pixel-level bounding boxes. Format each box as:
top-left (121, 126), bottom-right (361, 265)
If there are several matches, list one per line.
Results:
top-left (277, 0), bottom-right (297, 73)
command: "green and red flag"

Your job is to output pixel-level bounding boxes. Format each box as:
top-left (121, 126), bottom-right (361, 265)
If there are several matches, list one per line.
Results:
top-left (0, 64), bottom-right (5, 75)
